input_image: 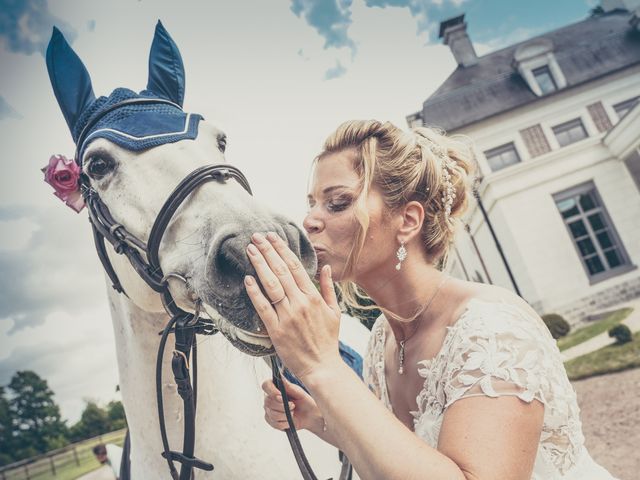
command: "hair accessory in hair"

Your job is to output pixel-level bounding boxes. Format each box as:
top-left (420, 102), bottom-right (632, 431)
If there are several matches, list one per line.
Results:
top-left (429, 143), bottom-right (447, 159)
top-left (418, 134), bottom-right (456, 222)
top-left (441, 157), bottom-right (456, 222)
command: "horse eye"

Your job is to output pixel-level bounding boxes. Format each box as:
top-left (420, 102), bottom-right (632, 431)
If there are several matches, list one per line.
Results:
top-left (86, 155), bottom-right (115, 178)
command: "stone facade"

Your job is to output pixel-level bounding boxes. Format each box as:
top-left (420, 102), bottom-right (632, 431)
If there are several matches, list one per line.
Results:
top-left (557, 275), bottom-right (640, 326)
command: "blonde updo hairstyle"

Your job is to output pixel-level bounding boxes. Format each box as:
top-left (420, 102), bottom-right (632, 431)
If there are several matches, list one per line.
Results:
top-left (315, 120), bottom-right (476, 313)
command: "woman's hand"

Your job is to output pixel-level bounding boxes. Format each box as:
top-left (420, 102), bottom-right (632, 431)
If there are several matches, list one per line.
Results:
top-left (262, 378), bottom-right (324, 433)
top-left (244, 231), bottom-right (343, 381)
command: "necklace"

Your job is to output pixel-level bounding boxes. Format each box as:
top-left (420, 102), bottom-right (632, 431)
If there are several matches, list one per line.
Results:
top-left (397, 275), bottom-right (448, 374)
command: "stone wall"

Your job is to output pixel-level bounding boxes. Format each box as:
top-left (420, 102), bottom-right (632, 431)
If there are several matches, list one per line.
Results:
top-left (551, 273), bottom-right (640, 326)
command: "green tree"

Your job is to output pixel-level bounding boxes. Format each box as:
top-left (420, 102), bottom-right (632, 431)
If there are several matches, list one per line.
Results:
top-left (106, 400), bottom-right (127, 430)
top-left (8, 371), bottom-right (68, 459)
top-left (72, 401), bottom-right (110, 441)
top-left (0, 386), bottom-right (15, 466)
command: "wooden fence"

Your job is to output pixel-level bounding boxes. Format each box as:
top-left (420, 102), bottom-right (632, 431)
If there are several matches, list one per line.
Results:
top-left (0, 429), bottom-right (126, 480)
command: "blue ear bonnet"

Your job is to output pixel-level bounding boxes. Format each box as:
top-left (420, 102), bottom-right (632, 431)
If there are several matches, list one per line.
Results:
top-left (46, 21), bottom-right (201, 163)
top-left (74, 88), bottom-right (202, 161)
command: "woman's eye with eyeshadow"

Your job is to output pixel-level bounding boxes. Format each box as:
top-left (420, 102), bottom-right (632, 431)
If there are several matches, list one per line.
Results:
top-left (327, 194), bottom-right (352, 212)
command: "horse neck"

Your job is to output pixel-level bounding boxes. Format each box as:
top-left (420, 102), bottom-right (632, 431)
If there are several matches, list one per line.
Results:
top-left (107, 288), bottom-right (337, 479)
top-left (108, 288), bottom-right (185, 477)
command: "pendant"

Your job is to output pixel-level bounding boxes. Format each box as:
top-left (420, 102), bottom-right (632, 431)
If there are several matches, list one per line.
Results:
top-left (398, 340), bottom-right (405, 375)
top-left (395, 243), bottom-right (407, 270)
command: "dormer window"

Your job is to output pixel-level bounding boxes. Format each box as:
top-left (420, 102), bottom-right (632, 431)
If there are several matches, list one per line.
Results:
top-left (513, 39), bottom-right (566, 97)
top-left (532, 66), bottom-right (557, 95)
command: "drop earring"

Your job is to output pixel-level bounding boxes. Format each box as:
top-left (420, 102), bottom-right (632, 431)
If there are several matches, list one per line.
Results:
top-left (395, 242), bottom-right (407, 270)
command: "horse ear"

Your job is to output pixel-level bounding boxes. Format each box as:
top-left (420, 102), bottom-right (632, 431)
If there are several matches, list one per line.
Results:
top-left (146, 21), bottom-right (185, 106)
top-left (46, 27), bottom-right (95, 137)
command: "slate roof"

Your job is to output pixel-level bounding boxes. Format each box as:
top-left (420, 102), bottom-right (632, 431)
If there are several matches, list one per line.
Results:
top-left (417, 10), bottom-right (640, 131)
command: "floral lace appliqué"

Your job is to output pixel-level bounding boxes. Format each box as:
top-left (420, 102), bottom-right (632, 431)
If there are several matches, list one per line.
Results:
top-left (363, 299), bottom-right (587, 477)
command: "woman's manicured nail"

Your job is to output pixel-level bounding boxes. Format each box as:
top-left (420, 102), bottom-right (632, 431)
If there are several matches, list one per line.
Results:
top-left (324, 264), bottom-right (332, 279)
top-left (247, 244), bottom-right (258, 255)
top-left (244, 275), bottom-right (254, 285)
top-left (252, 232), bottom-right (265, 244)
top-left (266, 231), bottom-right (279, 242)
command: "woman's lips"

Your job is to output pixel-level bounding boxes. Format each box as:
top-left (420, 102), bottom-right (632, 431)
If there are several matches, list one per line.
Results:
top-left (312, 244), bottom-right (326, 253)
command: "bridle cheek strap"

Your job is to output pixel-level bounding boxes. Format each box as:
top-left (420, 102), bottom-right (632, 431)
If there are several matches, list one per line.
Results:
top-left (271, 357), bottom-right (353, 480)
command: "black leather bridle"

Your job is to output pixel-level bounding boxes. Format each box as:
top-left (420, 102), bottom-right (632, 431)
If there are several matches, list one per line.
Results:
top-left (76, 98), bottom-right (352, 480)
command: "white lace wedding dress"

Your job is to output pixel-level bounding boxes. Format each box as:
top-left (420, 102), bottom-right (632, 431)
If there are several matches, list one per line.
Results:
top-left (363, 298), bottom-right (618, 479)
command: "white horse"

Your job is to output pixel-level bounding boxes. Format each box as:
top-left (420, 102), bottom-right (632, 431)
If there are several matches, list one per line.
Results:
top-left (45, 22), bottom-right (369, 478)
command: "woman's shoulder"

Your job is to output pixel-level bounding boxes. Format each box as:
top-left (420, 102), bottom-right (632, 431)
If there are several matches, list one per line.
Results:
top-left (447, 281), bottom-right (548, 343)
top-left (451, 281), bottom-right (539, 323)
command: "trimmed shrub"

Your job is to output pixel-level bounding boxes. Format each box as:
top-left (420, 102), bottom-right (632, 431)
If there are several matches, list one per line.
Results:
top-left (608, 324), bottom-right (632, 344)
top-left (542, 313), bottom-right (571, 339)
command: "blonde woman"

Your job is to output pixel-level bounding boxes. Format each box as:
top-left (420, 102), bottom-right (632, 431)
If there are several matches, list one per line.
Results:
top-left (243, 120), bottom-right (616, 479)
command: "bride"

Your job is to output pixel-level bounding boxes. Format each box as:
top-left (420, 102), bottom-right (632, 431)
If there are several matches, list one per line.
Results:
top-left (246, 120), bottom-right (617, 479)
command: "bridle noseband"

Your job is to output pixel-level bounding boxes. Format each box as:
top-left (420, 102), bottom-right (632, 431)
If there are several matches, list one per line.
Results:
top-left (78, 98), bottom-right (351, 480)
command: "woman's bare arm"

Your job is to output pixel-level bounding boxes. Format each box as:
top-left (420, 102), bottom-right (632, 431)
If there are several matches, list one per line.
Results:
top-left (303, 359), bottom-right (544, 480)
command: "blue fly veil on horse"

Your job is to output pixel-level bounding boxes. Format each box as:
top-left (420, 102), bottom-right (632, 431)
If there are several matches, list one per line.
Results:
top-left (46, 21), bottom-right (202, 162)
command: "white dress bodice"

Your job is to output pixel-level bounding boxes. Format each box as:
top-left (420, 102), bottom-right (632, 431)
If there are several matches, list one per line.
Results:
top-left (363, 298), bottom-right (617, 479)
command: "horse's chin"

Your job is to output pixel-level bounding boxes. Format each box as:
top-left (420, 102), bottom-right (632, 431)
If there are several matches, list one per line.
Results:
top-left (223, 333), bottom-right (275, 357)
top-left (228, 326), bottom-right (274, 356)
top-left (202, 302), bottom-right (274, 357)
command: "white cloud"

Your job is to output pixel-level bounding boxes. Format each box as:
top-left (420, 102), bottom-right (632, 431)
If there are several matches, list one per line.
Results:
top-left (0, 217), bottom-right (40, 250)
top-left (0, 307), bottom-right (119, 423)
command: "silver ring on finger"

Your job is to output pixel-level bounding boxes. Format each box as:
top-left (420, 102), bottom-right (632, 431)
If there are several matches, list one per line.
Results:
top-left (270, 294), bottom-right (287, 305)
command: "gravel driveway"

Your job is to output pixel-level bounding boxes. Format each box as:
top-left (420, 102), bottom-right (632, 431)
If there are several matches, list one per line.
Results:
top-left (573, 368), bottom-right (640, 480)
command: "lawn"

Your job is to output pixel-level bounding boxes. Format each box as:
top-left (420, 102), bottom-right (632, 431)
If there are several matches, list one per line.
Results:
top-left (4, 452), bottom-right (101, 480)
top-left (2, 429), bottom-right (126, 480)
top-left (565, 331), bottom-right (640, 381)
top-left (43, 458), bottom-right (102, 480)
top-left (557, 307), bottom-right (633, 351)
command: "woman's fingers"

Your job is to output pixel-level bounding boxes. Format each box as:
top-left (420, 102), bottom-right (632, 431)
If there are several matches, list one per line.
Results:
top-left (265, 396), bottom-right (296, 414)
top-left (262, 379), bottom-right (279, 396)
top-left (318, 264), bottom-right (340, 315)
top-left (248, 232), bottom-right (303, 303)
top-left (246, 241), bottom-right (289, 306)
top-left (262, 379), bottom-right (301, 412)
top-left (263, 378), bottom-right (298, 430)
top-left (264, 411), bottom-right (294, 431)
top-left (265, 232), bottom-right (317, 295)
top-left (244, 275), bottom-right (279, 333)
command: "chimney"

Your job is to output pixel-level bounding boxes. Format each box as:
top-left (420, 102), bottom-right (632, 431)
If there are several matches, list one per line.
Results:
top-left (439, 14), bottom-right (478, 67)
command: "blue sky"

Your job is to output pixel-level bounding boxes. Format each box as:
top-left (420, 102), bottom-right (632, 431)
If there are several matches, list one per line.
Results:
top-left (289, 0), bottom-right (592, 52)
top-left (0, 0), bottom-right (593, 422)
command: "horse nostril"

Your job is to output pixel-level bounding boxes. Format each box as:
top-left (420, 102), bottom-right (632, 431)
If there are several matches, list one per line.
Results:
top-left (214, 236), bottom-right (249, 289)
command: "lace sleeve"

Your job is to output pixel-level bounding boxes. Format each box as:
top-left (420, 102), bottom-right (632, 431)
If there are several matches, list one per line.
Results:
top-left (363, 315), bottom-right (385, 399)
top-left (443, 302), bottom-right (553, 408)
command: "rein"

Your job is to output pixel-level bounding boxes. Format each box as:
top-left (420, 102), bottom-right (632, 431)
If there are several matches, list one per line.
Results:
top-left (78, 98), bottom-right (351, 479)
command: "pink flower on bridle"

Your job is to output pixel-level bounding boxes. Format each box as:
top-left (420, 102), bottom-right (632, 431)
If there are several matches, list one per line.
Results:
top-left (42, 154), bottom-right (85, 212)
